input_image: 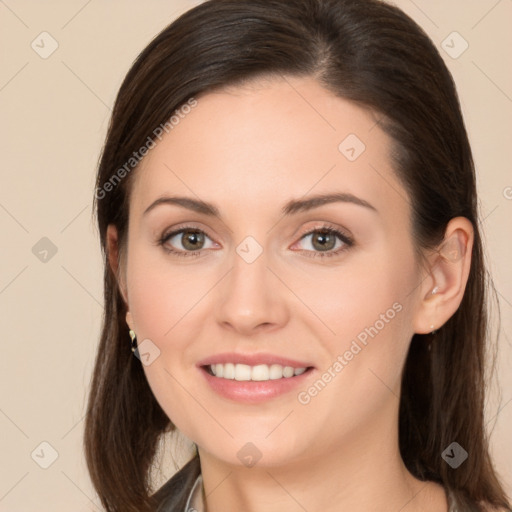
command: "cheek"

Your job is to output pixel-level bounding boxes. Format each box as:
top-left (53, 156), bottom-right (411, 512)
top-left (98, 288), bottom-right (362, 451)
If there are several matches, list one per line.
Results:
top-left (126, 269), bottom-right (206, 439)
top-left (126, 249), bottom-right (211, 346)
top-left (125, 250), bottom-right (221, 433)
top-left (297, 249), bottom-right (416, 403)
top-left (290, 249), bottom-right (410, 343)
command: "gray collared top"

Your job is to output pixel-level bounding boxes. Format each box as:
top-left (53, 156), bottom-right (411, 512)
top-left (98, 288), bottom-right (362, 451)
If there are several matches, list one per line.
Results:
top-left (182, 476), bottom-right (462, 511)
top-left (183, 475), bottom-right (204, 512)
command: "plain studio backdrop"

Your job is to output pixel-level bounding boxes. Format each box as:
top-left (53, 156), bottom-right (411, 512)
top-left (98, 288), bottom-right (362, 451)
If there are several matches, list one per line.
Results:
top-left (0, 1), bottom-right (511, 510)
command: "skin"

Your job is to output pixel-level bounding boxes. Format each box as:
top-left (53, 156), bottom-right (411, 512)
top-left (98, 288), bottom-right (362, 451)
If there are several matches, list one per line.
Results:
top-left (107, 75), bottom-right (474, 512)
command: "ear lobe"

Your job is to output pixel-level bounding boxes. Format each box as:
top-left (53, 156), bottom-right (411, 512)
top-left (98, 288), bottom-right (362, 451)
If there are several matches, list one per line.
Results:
top-left (106, 224), bottom-right (128, 304)
top-left (126, 310), bottom-right (134, 331)
top-left (412, 217), bottom-right (474, 334)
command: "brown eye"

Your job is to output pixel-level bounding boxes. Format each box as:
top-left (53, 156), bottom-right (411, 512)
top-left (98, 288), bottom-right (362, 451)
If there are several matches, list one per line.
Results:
top-left (179, 229), bottom-right (205, 251)
top-left (309, 229), bottom-right (337, 252)
top-left (292, 225), bottom-right (354, 259)
top-left (158, 226), bottom-right (216, 258)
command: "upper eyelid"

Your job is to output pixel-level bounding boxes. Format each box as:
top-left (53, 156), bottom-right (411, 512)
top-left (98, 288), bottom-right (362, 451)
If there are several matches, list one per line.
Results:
top-left (161, 222), bottom-right (215, 241)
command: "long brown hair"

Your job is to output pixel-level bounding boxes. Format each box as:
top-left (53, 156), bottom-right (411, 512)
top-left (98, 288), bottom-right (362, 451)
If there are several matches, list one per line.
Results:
top-left (85, 0), bottom-right (511, 510)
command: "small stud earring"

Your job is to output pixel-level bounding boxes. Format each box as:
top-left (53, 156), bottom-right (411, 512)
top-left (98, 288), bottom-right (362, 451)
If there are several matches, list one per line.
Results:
top-left (431, 286), bottom-right (439, 295)
top-left (129, 329), bottom-right (138, 353)
top-left (430, 324), bottom-right (436, 335)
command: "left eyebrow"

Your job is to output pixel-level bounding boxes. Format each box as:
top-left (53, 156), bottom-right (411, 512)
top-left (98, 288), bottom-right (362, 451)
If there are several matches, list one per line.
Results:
top-left (282, 192), bottom-right (378, 216)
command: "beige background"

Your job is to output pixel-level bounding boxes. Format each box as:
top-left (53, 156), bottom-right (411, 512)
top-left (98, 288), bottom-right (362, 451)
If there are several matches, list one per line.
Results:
top-left (0, 1), bottom-right (510, 510)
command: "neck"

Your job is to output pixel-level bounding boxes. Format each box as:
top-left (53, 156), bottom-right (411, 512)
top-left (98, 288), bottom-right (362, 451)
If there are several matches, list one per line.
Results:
top-left (197, 402), bottom-right (448, 512)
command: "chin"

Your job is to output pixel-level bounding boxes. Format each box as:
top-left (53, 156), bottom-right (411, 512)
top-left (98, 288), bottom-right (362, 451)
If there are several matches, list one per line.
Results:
top-left (197, 431), bottom-right (309, 470)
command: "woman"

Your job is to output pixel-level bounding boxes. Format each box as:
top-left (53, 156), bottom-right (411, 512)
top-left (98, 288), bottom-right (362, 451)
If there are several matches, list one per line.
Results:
top-left (84, 0), bottom-right (511, 511)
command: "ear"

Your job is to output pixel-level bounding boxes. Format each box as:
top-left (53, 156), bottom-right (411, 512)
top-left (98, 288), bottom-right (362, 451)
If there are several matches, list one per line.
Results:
top-left (412, 217), bottom-right (474, 334)
top-left (106, 224), bottom-right (129, 305)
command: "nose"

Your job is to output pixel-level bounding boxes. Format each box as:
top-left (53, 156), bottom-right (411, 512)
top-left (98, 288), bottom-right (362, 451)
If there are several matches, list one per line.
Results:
top-left (214, 243), bottom-right (290, 336)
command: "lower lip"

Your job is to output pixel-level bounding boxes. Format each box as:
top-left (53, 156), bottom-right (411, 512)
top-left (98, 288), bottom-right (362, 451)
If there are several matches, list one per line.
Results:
top-left (199, 366), bottom-right (314, 404)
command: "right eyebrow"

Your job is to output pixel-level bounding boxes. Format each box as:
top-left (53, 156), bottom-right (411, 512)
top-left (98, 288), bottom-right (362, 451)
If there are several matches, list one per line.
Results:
top-left (143, 196), bottom-right (220, 218)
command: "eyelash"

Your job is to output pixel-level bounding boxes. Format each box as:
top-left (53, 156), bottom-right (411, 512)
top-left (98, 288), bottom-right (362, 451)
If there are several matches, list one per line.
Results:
top-left (157, 223), bottom-right (354, 259)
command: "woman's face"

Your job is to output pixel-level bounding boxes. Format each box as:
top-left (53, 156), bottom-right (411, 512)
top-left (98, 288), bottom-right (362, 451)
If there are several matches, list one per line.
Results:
top-left (119, 76), bottom-right (429, 468)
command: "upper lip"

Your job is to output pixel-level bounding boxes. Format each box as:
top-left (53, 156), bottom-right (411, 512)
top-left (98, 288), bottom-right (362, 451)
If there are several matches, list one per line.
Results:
top-left (197, 352), bottom-right (314, 368)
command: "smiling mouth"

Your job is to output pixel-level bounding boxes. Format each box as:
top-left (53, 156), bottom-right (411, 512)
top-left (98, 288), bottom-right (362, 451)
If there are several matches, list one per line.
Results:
top-left (203, 363), bottom-right (313, 382)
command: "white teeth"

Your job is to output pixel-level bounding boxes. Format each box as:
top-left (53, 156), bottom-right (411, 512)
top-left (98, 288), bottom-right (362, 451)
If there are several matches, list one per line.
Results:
top-left (269, 364), bottom-right (283, 380)
top-left (234, 364), bottom-right (252, 381)
top-left (223, 363), bottom-right (235, 379)
top-left (208, 363), bottom-right (307, 381)
top-left (283, 366), bottom-right (294, 378)
top-left (251, 364), bottom-right (269, 381)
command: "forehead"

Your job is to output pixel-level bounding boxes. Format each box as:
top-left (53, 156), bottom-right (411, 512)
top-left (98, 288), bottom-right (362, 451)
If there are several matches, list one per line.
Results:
top-left (130, 75), bottom-right (409, 225)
